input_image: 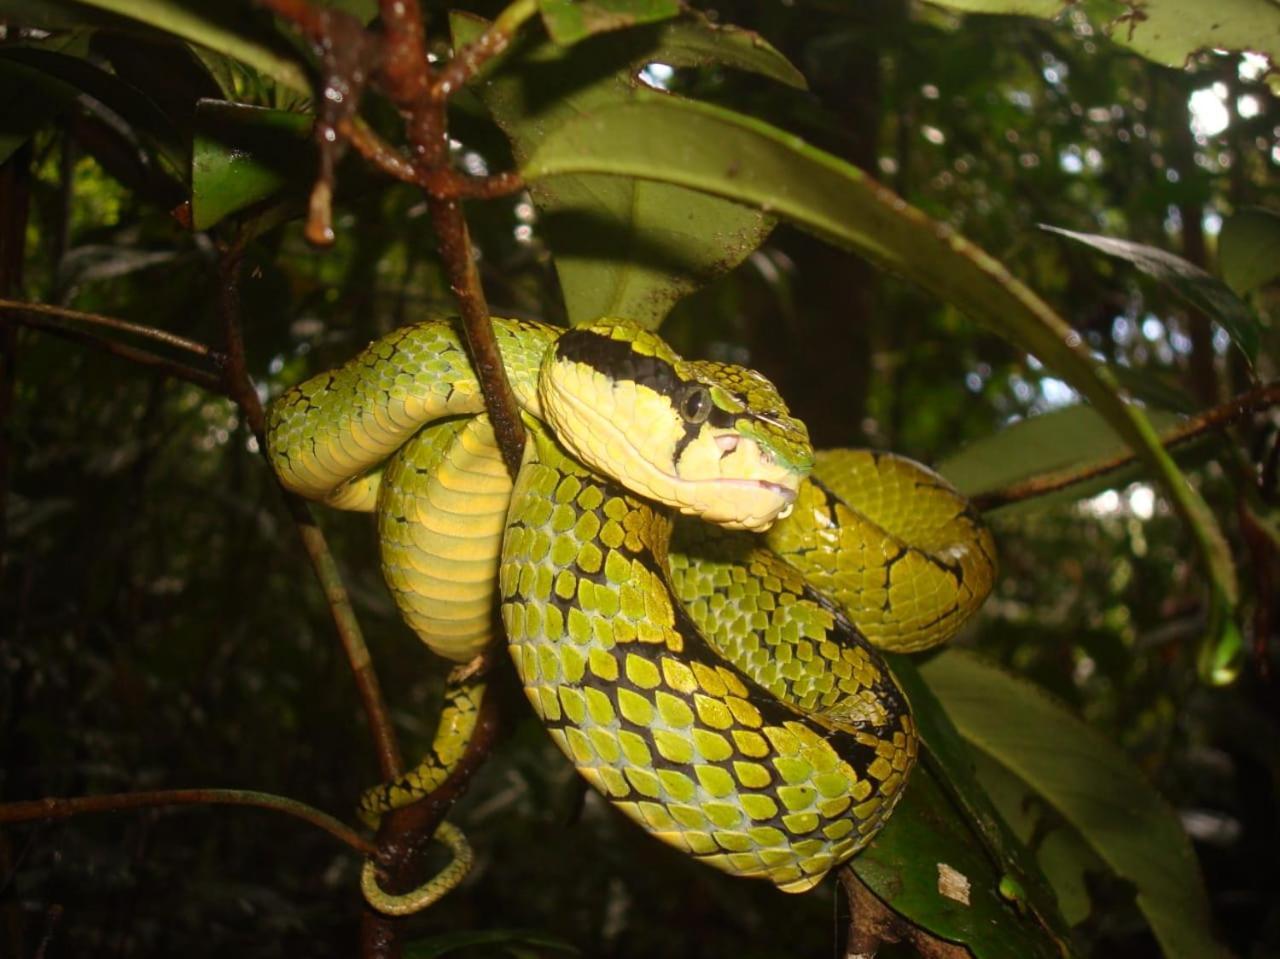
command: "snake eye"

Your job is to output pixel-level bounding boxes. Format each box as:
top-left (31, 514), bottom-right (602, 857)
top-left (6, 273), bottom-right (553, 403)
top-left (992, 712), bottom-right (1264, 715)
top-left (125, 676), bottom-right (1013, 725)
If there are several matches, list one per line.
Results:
top-left (679, 385), bottom-right (712, 424)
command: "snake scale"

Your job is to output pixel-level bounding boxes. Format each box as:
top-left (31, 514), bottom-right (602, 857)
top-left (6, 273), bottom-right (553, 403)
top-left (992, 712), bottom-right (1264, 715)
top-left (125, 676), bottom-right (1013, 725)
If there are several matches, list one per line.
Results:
top-left (265, 316), bottom-right (995, 913)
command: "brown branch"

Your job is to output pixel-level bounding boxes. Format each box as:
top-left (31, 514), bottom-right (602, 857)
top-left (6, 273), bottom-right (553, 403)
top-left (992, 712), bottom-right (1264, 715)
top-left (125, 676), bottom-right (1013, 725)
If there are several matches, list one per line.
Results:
top-left (214, 241), bottom-right (403, 781)
top-left (430, 194), bottom-right (526, 475)
top-left (840, 869), bottom-right (973, 959)
top-left (376, 0), bottom-right (433, 108)
top-left (340, 118), bottom-right (526, 198)
top-left (359, 689), bottom-right (501, 953)
top-left (0, 789), bottom-right (375, 857)
top-left (0, 298), bottom-right (218, 357)
top-left (972, 383), bottom-right (1280, 512)
top-left (3, 311), bottom-right (225, 394)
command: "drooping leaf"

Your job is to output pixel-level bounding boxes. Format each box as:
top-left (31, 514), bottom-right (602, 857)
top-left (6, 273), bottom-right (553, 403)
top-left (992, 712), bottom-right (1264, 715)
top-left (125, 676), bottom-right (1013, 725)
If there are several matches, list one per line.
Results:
top-left (191, 99), bottom-right (313, 230)
top-left (1218, 208), bottom-right (1280, 296)
top-left (1042, 225), bottom-right (1260, 364)
top-left (67, 0), bottom-right (311, 94)
top-left (519, 90), bottom-right (1241, 682)
top-left (920, 650), bottom-right (1234, 959)
top-left (538, 0), bottom-right (680, 46)
top-left (453, 11), bottom-right (804, 328)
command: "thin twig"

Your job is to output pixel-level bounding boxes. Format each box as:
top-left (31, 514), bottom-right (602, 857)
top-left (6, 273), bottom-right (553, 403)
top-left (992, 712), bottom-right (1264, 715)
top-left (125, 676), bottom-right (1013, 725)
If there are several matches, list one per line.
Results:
top-left (340, 120), bottom-right (525, 197)
top-left (3, 312), bottom-right (225, 394)
top-left (214, 241), bottom-right (404, 781)
top-left (973, 383), bottom-right (1280, 512)
top-left (0, 298), bottom-right (218, 357)
top-left (431, 0), bottom-right (539, 97)
top-left (0, 790), bottom-right (375, 856)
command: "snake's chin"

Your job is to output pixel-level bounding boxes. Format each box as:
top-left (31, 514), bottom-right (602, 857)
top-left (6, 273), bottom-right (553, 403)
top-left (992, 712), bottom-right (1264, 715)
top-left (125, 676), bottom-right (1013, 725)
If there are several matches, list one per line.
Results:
top-left (693, 479), bottom-right (799, 531)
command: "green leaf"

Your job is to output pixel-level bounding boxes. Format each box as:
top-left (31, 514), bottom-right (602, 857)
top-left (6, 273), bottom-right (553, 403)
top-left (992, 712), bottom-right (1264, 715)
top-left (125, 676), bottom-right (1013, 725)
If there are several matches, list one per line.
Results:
top-left (67, 0), bottom-right (311, 94)
top-left (191, 99), bottom-right (313, 230)
top-left (884, 657), bottom-right (1076, 954)
top-left (538, 0), bottom-right (680, 46)
top-left (937, 404), bottom-right (1190, 515)
top-left (1218, 208), bottom-right (1280, 296)
top-left (969, 751), bottom-right (1110, 927)
top-left (853, 762), bottom-right (1068, 959)
top-left (520, 90), bottom-right (1241, 676)
top-left (1042, 225), bottom-right (1260, 364)
top-left (453, 11), bottom-right (803, 328)
top-left (920, 650), bottom-right (1234, 959)
top-left (926, 0), bottom-right (1280, 77)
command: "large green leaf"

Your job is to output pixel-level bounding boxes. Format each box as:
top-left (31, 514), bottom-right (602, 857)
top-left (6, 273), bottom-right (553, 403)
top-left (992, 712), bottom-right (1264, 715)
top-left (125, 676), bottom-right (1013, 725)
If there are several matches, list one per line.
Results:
top-left (520, 89), bottom-right (1241, 682)
top-left (453, 11), bottom-right (804, 328)
top-left (66, 0), bottom-right (310, 94)
top-left (1042, 226), bottom-right (1260, 364)
top-left (920, 650), bottom-right (1233, 959)
top-left (926, 0), bottom-right (1280, 77)
top-left (1218, 208), bottom-right (1280, 296)
top-left (854, 657), bottom-right (1076, 958)
top-left (937, 405), bottom-right (1190, 516)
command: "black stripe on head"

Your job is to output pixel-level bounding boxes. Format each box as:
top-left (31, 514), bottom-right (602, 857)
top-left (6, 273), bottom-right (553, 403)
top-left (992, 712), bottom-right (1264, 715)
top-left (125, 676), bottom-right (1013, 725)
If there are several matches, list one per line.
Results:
top-left (556, 329), bottom-right (747, 465)
top-left (555, 329), bottom-right (683, 397)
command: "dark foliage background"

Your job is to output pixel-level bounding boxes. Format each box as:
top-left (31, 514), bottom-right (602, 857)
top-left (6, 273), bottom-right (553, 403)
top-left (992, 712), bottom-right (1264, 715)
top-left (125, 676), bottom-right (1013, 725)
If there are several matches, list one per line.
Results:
top-left (1, 1), bottom-right (1277, 957)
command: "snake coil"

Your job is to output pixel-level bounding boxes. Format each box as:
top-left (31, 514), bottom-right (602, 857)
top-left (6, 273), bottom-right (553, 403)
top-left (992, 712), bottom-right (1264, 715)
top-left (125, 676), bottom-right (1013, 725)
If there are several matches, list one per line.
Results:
top-left (266, 316), bottom-right (995, 912)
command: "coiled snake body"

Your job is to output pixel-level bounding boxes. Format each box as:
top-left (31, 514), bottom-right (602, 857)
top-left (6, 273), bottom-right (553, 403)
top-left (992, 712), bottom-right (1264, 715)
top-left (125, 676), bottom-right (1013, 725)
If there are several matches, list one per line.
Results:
top-left (266, 317), bottom-right (995, 913)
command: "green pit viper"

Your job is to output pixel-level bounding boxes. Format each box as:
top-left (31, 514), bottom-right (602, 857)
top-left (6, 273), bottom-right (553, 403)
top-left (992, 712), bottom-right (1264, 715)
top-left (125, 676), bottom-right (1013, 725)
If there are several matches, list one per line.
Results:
top-left (265, 317), bottom-right (996, 915)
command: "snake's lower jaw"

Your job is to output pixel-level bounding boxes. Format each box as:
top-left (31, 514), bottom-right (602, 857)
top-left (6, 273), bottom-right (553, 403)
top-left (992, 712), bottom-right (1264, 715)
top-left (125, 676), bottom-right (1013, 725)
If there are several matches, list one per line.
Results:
top-left (679, 480), bottom-right (799, 532)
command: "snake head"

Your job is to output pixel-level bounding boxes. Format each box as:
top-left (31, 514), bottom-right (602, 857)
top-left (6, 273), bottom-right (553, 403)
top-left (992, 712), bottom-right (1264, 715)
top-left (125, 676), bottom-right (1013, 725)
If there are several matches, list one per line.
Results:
top-left (539, 320), bottom-right (813, 532)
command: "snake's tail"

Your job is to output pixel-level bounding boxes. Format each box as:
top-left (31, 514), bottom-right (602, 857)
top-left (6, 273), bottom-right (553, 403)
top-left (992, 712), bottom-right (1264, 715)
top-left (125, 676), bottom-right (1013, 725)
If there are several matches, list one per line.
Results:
top-left (361, 821), bottom-right (473, 916)
top-left (357, 678), bottom-right (487, 828)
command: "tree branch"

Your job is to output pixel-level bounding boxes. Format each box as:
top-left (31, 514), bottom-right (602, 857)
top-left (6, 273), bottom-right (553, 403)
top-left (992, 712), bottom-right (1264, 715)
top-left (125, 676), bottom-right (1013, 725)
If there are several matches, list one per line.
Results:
top-left (0, 298), bottom-right (219, 358)
top-left (2, 311), bottom-right (225, 394)
top-left (972, 383), bottom-right (1280, 512)
top-left (214, 241), bottom-right (404, 781)
top-left (0, 789), bottom-right (375, 857)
